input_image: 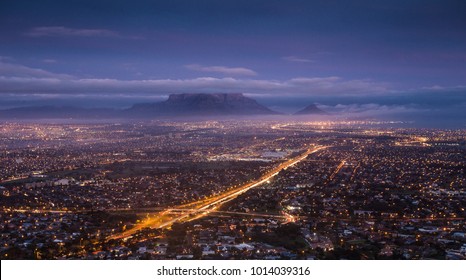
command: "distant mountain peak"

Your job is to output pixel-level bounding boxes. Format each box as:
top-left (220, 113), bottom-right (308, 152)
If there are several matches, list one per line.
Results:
top-left (294, 103), bottom-right (329, 115)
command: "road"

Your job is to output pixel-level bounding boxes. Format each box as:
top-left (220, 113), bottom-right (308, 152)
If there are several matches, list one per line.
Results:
top-left (108, 145), bottom-right (327, 240)
top-left (328, 159), bottom-right (346, 181)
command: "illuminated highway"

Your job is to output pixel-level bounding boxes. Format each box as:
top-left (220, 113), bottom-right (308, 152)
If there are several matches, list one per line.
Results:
top-left (328, 159), bottom-right (346, 181)
top-left (108, 145), bottom-right (327, 240)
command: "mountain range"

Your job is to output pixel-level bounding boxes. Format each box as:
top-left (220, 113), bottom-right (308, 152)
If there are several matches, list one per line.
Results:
top-left (0, 93), bottom-right (328, 119)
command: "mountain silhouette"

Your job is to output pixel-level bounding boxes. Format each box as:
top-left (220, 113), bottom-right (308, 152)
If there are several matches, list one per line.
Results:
top-left (294, 103), bottom-right (329, 115)
top-left (127, 93), bottom-right (279, 116)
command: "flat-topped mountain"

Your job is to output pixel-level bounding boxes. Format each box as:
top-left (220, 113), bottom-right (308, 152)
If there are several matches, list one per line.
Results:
top-left (294, 103), bottom-right (329, 115)
top-left (0, 93), bottom-right (280, 119)
top-left (127, 93), bottom-right (279, 116)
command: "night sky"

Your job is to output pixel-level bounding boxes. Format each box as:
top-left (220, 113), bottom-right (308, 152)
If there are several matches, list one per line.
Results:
top-left (0, 0), bottom-right (465, 125)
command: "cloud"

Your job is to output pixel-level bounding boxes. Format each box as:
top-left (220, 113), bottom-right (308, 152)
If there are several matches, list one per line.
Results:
top-left (0, 61), bottom-right (388, 96)
top-left (319, 103), bottom-right (428, 117)
top-left (25, 26), bottom-right (120, 38)
top-left (421, 85), bottom-right (466, 91)
top-left (288, 77), bottom-right (388, 94)
top-left (42, 59), bottom-right (57, 64)
top-left (185, 64), bottom-right (257, 76)
top-left (0, 76), bottom-right (388, 96)
top-left (327, 103), bottom-right (418, 113)
top-left (282, 56), bottom-right (313, 63)
top-left (0, 59), bottom-right (73, 79)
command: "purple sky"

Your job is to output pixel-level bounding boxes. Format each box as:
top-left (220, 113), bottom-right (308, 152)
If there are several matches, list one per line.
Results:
top-left (0, 0), bottom-right (465, 121)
